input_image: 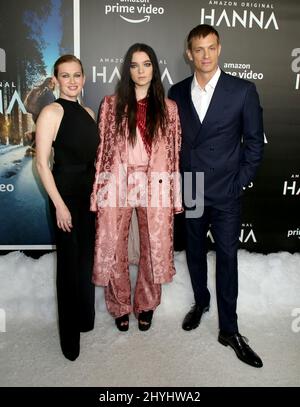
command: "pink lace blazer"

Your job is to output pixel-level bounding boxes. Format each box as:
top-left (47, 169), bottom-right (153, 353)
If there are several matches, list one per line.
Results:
top-left (90, 95), bottom-right (182, 286)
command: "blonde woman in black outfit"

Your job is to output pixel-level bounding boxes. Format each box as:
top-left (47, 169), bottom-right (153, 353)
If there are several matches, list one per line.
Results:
top-left (36, 55), bottom-right (99, 361)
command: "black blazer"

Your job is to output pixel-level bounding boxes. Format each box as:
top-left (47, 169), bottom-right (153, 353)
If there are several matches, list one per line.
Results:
top-left (168, 70), bottom-right (264, 207)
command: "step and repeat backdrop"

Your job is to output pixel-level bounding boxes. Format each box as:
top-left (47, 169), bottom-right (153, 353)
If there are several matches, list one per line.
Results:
top-left (0, 0), bottom-right (299, 253)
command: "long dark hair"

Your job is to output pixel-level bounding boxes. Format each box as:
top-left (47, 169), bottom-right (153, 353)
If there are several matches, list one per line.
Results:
top-left (115, 43), bottom-right (167, 145)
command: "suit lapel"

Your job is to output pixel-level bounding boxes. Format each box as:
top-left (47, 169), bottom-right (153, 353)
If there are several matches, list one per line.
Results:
top-left (117, 120), bottom-right (128, 167)
top-left (181, 76), bottom-right (202, 145)
top-left (196, 71), bottom-right (230, 140)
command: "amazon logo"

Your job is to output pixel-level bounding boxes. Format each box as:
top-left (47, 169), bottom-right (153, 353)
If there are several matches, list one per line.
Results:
top-left (104, 1), bottom-right (165, 24)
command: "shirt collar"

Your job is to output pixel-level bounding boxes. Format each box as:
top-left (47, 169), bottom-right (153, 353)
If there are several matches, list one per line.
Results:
top-left (192, 66), bottom-right (221, 92)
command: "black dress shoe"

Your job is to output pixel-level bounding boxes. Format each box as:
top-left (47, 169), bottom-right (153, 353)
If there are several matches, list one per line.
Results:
top-left (138, 310), bottom-right (154, 331)
top-left (182, 304), bottom-right (209, 331)
top-left (61, 344), bottom-right (80, 361)
top-left (63, 350), bottom-right (79, 361)
top-left (115, 314), bottom-right (129, 331)
top-left (218, 331), bottom-right (263, 368)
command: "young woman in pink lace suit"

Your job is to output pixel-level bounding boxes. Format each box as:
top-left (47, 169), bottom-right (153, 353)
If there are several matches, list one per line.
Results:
top-left (90, 44), bottom-right (182, 331)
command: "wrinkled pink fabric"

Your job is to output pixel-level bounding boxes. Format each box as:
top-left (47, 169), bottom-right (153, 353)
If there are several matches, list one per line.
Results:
top-left (104, 165), bottom-right (161, 318)
top-left (90, 95), bottom-right (182, 287)
top-left (128, 128), bottom-right (149, 166)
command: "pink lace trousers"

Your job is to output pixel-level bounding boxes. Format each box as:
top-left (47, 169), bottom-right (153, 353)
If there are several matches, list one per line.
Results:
top-left (104, 165), bottom-right (161, 318)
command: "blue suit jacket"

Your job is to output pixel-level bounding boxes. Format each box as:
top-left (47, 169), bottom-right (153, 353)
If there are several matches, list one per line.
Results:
top-left (168, 71), bottom-right (264, 207)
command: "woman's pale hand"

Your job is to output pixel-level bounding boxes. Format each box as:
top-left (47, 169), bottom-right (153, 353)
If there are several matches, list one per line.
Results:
top-left (56, 204), bottom-right (72, 232)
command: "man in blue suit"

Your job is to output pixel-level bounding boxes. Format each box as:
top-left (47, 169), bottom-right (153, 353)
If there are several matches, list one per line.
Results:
top-left (169, 24), bottom-right (264, 368)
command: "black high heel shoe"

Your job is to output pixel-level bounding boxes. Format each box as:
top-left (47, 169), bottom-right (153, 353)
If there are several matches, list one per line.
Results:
top-left (138, 310), bottom-right (153, 331)
top-left (115, 314), bottom-right (129, 331)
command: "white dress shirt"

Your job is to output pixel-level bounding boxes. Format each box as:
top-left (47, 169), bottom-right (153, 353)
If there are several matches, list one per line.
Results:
top-left (191, 66), bottom-right (221, 123)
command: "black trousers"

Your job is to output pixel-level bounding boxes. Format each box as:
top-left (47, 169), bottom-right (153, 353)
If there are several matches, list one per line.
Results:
top-left (50, 196), bottom-right (95, 358)
top-left (185, 200), bottom-right (241, 334)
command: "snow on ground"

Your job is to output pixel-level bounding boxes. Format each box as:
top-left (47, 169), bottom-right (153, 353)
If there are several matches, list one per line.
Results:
top-left (0, 250), bottom-right (299, 387)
